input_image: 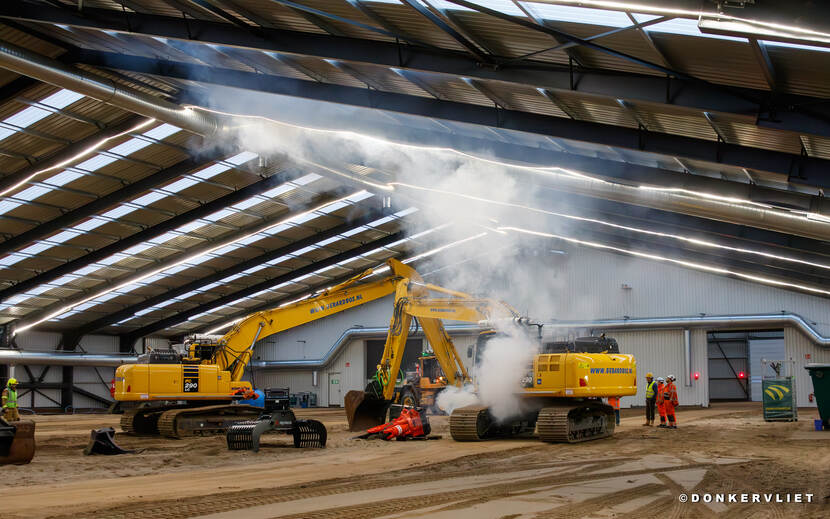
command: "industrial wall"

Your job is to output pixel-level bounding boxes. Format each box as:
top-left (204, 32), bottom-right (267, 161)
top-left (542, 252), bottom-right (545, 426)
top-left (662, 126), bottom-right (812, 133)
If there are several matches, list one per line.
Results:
top-left (5, 330), bottom-right (128, 410)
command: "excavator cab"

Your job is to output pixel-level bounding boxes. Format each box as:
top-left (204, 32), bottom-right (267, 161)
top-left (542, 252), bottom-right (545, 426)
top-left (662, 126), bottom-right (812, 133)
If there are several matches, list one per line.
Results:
top-left (0, 417), bottom-right (35, 465)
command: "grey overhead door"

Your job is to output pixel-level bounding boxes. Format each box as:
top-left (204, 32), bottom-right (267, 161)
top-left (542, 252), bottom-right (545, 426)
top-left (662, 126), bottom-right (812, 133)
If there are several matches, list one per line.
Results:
top-left (708, 332), bottom-right (749, 400)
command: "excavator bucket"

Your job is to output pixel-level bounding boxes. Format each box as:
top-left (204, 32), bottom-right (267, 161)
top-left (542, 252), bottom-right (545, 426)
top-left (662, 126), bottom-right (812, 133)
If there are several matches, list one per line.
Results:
top-left (84, 427), bottom-right (135, 455)
top-left (345, 390), bottom-right (389, 431)
top-left (0, 418), bottom-right (35, 465)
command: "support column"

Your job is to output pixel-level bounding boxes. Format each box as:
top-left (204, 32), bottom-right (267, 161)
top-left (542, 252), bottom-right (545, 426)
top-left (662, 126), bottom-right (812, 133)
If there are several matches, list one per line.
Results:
top-left (61, 366), bottom-right (73, 411)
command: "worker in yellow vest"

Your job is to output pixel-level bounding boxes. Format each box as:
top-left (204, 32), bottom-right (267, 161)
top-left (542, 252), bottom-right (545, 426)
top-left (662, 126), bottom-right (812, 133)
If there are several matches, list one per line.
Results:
top-left (2, 378), bottom-right (19, 422)
top-left (643, 372), bottom-right (657, 426)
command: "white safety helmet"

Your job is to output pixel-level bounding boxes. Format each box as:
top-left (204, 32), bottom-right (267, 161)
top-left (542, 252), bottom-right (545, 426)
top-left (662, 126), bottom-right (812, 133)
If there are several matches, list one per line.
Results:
top-left (656, 377), bottom-right (665, 382)
top-left (668, 374), bottom-right (676, 381)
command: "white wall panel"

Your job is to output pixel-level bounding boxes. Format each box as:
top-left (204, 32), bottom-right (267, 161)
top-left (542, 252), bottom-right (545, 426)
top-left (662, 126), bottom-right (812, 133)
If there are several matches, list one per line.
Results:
top-left (785, 327), bottom-right (830, 407)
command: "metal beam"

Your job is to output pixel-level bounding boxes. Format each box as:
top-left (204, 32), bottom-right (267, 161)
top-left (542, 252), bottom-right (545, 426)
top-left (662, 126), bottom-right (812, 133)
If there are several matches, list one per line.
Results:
top-left (75, 51), bottom-right (830, 188)
top-left (510, 0), bottom-right (588, 67)
top-left (0, 154), bottom-right (219, 258)
top-left (120, 230), bottom-right (405, 341)
top-left (399, 0), bottom-right (489, 63)
top-left (749, 38), bottom-right (776, 91)
top-left (69, 208), bottom-right (391, 335)
top-left (6, 4), bottom-right (830, 136)
top-left (625, 12), bottom-right (674, 69)
top-left (0, 169), bottom-right (309, 303)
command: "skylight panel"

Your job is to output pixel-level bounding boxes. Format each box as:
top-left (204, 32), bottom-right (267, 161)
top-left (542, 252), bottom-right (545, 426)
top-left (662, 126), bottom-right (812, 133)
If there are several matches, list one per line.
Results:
top-left (291, 212), bottom-right (319, 224)
top-left (342, 226), bottom-right (369, 237)
top-left (134, 307), bottom-right (156, 316)
top-left (143, 123), bottom-right (181, 140)
top-left (345, 191), bottom-right (373, 203)
top-left (45, 230), bottom-right (81, 244)
top-left (320, 201), bottom-right (348, 213)
top-left (244, 265), bottom-right (267, 274)
top-left (101, 205), bottom-right (136, 219)
top-left (261, 184), bottom-right (297, 199)
top-left (221, 273), bottom-right (245, 283)
top-left (107, 137), bottom-right (153, 156)
top-left (206, 208), bottom-right (235, 221)
top-left (44, 171), bottom-right (84, 187)
top-left (231, 198), bottom-right (264, 211)
top-left (292, 245), bottom-right (317, 256)
top-left (161, 264), bottom-right (189, 275)
top-left (5, 107), bottom-right (51, 128)
top-left (15, 185), bottom-right (50, 201)
top-left (263, 224), bottom-right (291, 236)
top-left (18, 243), bottom-right (51, 256)
top-left (237, 234), bottom-right (265, 245)
top-left (122, 243), bottom-right (152, 255)
top-left (41, 89), bottom-right (85, 109)
top-left (74, 154), bottom-right (119, 172)
top-left (163, 177), bottom-right (199, 193)
top-left (149, 232), bottom-right (180, 244)
top-left (317, 236), bottom-right (341, 247)
top-left (213, 244), bottom-right (241, 255)
top-left (176, 221), bottom-right (204, 233)
top-left (394, 207), bottom-right (419, 217)
top-left (193, 163), bottom-right (232, 180)
top-left (523, 3), bottom-right (631, 27)
top-left (226, 151), bottom-right (258, 165)
top-left (131, 192), bottom-right (167, 206)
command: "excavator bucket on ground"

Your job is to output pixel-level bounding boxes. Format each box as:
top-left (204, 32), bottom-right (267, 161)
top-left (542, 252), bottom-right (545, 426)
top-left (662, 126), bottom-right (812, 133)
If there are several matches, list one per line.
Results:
top-left (345, 390), bottom-right (389, 431)
top-left (84, 427), bottom-right (136, 455)
top-left (0, 418), bottom-right (35, 465)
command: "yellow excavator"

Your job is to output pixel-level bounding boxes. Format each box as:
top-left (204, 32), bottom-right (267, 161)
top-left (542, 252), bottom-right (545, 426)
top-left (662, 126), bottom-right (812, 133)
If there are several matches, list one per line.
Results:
top-left (114, 261), bottom-right (408, 437)
top-left (344, 264), bottom-right (638, 443)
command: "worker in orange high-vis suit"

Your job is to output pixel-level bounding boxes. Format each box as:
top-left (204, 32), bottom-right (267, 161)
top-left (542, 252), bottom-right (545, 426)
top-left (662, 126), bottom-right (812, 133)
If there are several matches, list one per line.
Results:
top-left (662, 375), bottom-right (679, 429)
top-left (655, 377), bottom-right (667, 427)
top-left (607, 396), bottom-right (620, 426)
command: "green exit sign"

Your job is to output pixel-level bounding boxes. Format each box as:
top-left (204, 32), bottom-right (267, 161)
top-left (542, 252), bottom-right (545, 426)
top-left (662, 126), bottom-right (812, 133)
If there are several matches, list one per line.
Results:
top-left (331, 379), bottom-right (339, 384)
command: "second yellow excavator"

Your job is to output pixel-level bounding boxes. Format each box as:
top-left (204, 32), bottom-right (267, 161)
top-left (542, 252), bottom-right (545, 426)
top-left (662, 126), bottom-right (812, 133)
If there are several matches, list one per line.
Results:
top-left (344, 262), bottom-right (638, 443)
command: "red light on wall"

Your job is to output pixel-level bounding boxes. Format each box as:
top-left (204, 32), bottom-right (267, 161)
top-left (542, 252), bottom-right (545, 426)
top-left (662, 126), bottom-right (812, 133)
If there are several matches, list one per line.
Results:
top-left (738, 371), bottom-right (746, 379)
top-left (693, 372), bottom-right (700, 380)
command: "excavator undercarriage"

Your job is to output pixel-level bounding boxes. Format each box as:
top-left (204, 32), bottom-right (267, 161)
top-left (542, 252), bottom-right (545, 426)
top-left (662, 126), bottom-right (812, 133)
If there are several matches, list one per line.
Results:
top-left (449, 400), bottom-right (615, 443)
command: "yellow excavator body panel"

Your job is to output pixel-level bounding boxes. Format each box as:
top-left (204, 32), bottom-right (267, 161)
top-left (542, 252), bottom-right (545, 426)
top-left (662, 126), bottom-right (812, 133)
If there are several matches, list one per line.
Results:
top-left (114, 363), bottom-right (252, 401)
top-left (523, 353), bottom-right (637, 398)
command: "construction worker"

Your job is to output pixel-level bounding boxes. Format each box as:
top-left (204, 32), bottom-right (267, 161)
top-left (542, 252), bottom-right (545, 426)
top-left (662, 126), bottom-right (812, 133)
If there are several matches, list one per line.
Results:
top-left (607, 396), bottom-right (620, 425)
top-left (655, 377), bottom-right (667, 427)
top-left (2, 377), bottom-right (19, 422)
top-left (662, 375), bottom-right (679, 429)
top-left (643, 372), bottom-right (657, 426)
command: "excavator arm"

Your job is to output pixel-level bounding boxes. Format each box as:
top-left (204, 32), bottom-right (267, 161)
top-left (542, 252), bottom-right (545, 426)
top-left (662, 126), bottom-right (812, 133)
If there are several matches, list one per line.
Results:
top-left (215, 267), bottom-right (401, 381)
top-left (346, 265), bottom-right (520, 430)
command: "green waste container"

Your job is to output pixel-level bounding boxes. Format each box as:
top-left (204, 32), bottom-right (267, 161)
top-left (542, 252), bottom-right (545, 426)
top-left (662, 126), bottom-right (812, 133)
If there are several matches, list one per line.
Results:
top-left (805, 363), bottom-right (830, 430)
top-left (762, 378), bottom-right (797, 421)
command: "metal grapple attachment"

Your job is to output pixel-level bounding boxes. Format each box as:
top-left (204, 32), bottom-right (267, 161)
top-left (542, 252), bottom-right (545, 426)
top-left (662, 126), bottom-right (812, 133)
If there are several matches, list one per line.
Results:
top-left (226, 416), bottom-right (327, 451)
top-left (292, 419), bottom-right (327, 448)
top-left (227, 416), bottom-right (276, 452)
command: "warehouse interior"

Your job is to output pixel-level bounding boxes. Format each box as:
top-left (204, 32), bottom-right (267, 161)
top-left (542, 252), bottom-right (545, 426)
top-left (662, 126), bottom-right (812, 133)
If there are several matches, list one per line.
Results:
top-left (0, 0), bottom-right (829, 517)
